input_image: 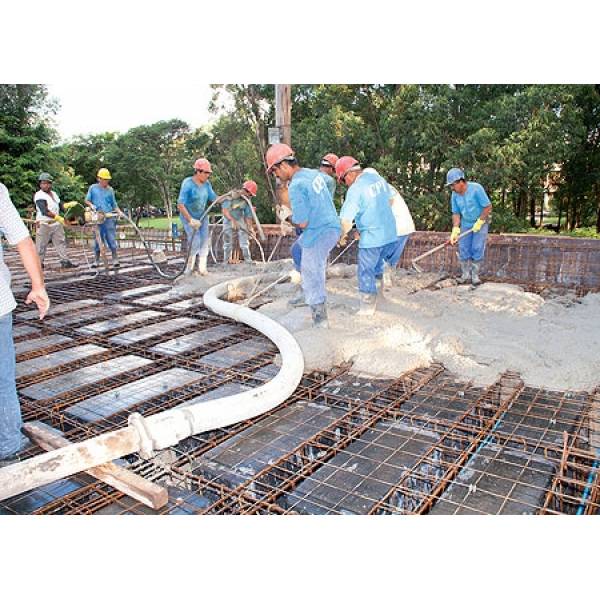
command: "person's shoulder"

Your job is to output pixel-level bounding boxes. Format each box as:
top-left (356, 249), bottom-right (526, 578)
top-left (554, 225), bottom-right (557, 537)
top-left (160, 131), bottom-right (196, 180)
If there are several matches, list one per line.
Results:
top-left (470, 181), bottom-right (486, 193)
top-left (33, 189), bottom-right (45, 199)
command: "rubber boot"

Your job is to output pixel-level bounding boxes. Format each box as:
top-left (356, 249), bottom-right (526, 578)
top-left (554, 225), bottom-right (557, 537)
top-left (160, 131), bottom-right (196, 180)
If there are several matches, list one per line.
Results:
top-left (112, 250), bottom-right (120, 268)
top-left (60, 259), bottom-right (77, 269)
top-left (198, 255), bottom-right (208, 275)
top-left (91, 253), bottom-right (100, 269)
top-left (382, 264), bottom-right (393, 289)
top-left (457, 260), bottom-right (471, 284)
top-left (185, 254), bottom-right (196, 275)
top-left (376, 278), bottom-right (385, 298)
top-left (471, 260), bottom-right (482, 286)
top-left (242, 247), bottom-right (252, 264)
top-left (310, 303), bottom-right (329, 329)
top-left (288, 286), bottom-right (307, 308)
top-left (357, 293), bottom-right (377, 316)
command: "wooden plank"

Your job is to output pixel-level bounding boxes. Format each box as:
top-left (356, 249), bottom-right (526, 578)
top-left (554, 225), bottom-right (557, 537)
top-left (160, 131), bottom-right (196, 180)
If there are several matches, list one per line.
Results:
top-left (22, 421), bottom-right (168, 510)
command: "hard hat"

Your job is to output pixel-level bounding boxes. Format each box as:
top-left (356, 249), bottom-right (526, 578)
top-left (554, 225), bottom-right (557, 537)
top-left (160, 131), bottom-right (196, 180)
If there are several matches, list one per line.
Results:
top-left (193, 158), bottom-right (213, 173)
top-left (97, 167), bottom-right (112, 180)
top-left (38, 172), bottom-right (53, 182)
top-left (266, 143), bottom-right (295, 173)
top-left (335, 156), bottom-right (360, 183)
top-left (446, 168), bottom-right (465, 186)
top-left (321, 153), bottom-right (339, 168)
top-left (243, 180), bottom-right (258, 197)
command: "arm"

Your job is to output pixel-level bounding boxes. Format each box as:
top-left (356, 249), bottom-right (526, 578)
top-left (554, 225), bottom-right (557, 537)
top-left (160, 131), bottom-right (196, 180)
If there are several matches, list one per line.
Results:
top-left (17, 237), bottom-right (49, 319)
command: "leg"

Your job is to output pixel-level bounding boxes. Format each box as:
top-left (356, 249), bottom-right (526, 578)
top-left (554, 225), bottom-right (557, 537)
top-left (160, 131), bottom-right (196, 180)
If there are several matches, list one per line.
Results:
top-left (238, 226), bottom-right (252, 262)
top-left (35, 223), bottom-right (51, 266)
top-left (103, 218), bottom-right (119, 265)
top-left (196, 219), bottom-right (210, 274)
top-left (52, 223), bottom-right (76, 266)
top-left (357, 246), bottom-right (381, 315)
top-left (470, 223), bottom-right (489, 285)
top-left (0, 313), bottom-right (24, 459)
top-left (291, 235), bottom-right (303, 272)
top-left (222, 219), bottom-right (233, 263)
top-left (457, 227), bottom-right (473, 283)
top-left (382, 235), bottom-right (410, 288)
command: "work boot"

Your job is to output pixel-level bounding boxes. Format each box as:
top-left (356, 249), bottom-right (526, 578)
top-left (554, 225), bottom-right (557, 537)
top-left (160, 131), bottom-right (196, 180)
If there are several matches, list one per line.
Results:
top-left (357, 293), bottom-right (377, 316)
top-left (60, 259), bottom-right (77, 269)
top-left (457, 260), bottom-right (471, 284)
top-left (242, 247), bottom-right (252, 264)
top-left (91, 255), bottom-right (100, 269)
top-left (288, 286), bottom-right (307, 308)
top-left (112, 251), bottom-right (120, 268)
top-left (310, 303), bottom-right (329, 328)
top-left (184, 254), bottom-right (197, 275)
top-left (382, 264), bottom-right (393, 288)
top-left (471, 260), bottom-right (482, 286)
top-left (198, 255), bottom-right (208, 275)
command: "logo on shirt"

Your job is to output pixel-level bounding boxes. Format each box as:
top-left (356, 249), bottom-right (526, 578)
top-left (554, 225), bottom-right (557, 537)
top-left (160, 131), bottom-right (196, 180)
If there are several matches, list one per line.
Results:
top-left (368, 180), bottom-right (388, 198)
top-left (312, 175), bottom-right (326, 194)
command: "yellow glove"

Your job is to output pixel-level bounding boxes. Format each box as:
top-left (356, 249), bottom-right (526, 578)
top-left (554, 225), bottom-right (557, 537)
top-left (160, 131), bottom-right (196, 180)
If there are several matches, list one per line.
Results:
top-left (450, 226), bottom-right (461, 244)
top-left (473, 218), bottom-right (485, 233)
top-left (63, 201), bottom-right (78, 209)
top-left (54, 215), bottom-right (65, 225)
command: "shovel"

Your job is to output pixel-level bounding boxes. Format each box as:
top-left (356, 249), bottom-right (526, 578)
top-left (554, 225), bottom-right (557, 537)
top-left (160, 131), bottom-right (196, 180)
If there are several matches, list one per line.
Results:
top-left (411, 228), bottom-right (474, 273)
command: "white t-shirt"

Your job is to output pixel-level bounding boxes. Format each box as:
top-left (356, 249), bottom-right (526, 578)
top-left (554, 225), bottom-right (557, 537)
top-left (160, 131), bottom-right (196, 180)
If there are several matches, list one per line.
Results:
top-left (0, 183), bottom-right (31, 317)
top-left (34, 189), bottom-right (61, 223)
top-left (389, 186), bottom-right (415, 236)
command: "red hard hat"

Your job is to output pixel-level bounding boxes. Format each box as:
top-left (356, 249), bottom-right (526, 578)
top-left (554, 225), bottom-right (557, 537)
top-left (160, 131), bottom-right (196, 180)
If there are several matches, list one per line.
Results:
top-left (193, 158), bottom-right (213, 173)
top-left (335, 156), bottom-right (360, 183)
top-left (321, 153), bottom-right (339, 168)
top-left (266, 143), bottom-right (294, 173)
top-left (243, 180), bottom-right (258, 197)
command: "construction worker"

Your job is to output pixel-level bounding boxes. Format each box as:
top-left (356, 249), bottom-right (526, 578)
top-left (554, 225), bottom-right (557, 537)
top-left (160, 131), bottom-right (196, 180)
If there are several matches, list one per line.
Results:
top-left (319, 153), bottom-right (339, 199)
top-left (84, 168), bottom-right (124, 268)
top-left (178, 158), bottom-right (225, 276)
top-left (266, 143), bottom-right (340, 328)
top-left (0, 182), bottom-right (49, 465)
top-left (337, 157), bottom-right (402, 316)
top-left (33, 173), bottom-right (78, 269)
top-left (221, 180), bottom-right (258, 264)
top-left (446, 168), bottom-right (492, 286)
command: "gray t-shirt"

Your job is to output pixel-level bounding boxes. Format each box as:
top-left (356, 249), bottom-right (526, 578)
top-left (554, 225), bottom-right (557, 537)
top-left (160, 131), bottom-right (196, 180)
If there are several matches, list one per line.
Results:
top-left (0, 183), bottom-right (30, 317)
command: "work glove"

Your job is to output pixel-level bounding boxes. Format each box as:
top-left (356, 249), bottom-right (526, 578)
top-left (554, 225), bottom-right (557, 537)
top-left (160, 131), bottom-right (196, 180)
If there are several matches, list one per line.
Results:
top-left (63, 201), bottom-right (78, 209)
top-left (189, 218), bottom-right (201, 230)
top-left (338, 234), bottom-right (348, 247)
top-left (280, 222), bottom-right (294, 236)
top-left (54, 215), bottom-right (65, 225)
top-left (116, 208), bottom-right (125, 218)
top-left (450, 226), bottom-right (461, 245)
top-left (472, 218), bottom-right (485, 233)
top-left (276, 204), bottom-right (292, 222)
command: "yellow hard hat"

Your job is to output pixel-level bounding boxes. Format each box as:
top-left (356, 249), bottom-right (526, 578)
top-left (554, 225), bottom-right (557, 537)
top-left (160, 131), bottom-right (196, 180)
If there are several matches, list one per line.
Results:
top-left (97, 167), bottom-right (112, 180)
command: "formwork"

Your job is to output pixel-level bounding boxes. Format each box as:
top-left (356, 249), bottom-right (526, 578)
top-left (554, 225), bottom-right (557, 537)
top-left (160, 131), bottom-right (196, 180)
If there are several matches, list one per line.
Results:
top-left (0, 231), bottom-right (599, 515)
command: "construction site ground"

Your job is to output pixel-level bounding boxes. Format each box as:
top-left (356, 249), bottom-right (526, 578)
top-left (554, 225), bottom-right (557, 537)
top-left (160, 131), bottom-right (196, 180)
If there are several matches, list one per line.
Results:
top-left (1, 232), bottom-right (600, 516)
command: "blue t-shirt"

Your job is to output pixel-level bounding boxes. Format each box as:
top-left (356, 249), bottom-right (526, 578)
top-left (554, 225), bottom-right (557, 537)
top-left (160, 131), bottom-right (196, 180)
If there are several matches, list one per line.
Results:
top-left (288, 168), bottom-right (340, 248)
top-left (339, 170), bottom-right (397, 249)
top-left (451, 182), bottom-right (491, 228)
top-left (178, 176), bottom-right (217, 220)
top-left (322, 172), bottom-right (336, 199)
top-left (86, 184), bottom-right (117, 213)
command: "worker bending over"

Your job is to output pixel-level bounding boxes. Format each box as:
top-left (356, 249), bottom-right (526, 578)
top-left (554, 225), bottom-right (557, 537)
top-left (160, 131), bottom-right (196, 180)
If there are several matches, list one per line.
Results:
top-left (337, 157), bottom-right (403, 316)
top-left (221, 180), bottom-right (258, 264)
top-left (267, 143), bottom-right (340, 328)
top-left (446, 168), bottom-right (492, 286)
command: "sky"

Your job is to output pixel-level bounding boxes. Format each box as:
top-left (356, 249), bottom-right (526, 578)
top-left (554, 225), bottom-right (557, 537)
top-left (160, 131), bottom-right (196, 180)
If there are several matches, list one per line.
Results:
top-left (46, 83), bottom-right (217, 141)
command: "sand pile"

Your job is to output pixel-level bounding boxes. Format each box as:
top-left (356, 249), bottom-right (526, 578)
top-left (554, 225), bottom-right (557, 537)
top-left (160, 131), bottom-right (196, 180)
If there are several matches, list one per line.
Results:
top-left (175, 260), bottom-right (600, 391)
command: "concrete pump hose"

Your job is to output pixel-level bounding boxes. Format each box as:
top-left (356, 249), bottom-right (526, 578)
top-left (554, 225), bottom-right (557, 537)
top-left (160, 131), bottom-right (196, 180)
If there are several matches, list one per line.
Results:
top-left (0, 275), bottom-right (304, 501)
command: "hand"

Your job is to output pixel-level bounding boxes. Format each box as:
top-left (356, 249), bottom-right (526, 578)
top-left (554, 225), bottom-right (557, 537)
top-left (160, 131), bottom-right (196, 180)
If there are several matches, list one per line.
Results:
top-left (472, 218), bottom-right (485, 233)
top-left (26, 287), bottom-right (50, 320)
top-left (189, 218), bottom-right (201, 230)
top-left (276, 204), bottom-right (292, 222)
top-left (338, 234), bottom-right (348, 247)
top-left (280, 222), bottom-right (294, 236)
top-left (54, 215), bottom-right (65, 225)
top-left (116, 209), bottom-right (125, 218)
top-left (63, 201), bottom-right (79, 209)
top-left (352, 230), bottom-right (361, 241)
top-left (450, 226), bottom-right (461, 245)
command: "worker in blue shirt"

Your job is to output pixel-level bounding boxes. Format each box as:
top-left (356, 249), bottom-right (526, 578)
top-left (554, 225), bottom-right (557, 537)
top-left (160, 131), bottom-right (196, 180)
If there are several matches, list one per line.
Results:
top-left (446, 168), bottom-right (492, 286)
top-left (84, 168), bottom-right (123, 267)
top-left (178, 158), bottom-right (226, 275)
top-left (319, 153), bottom-right (339, 199)
top-left (221, 180), bottom-right (258, 264)
top-left (337, 156), bottom-right (404, 316)
top-left (266, 143), bottom-right (341, 328)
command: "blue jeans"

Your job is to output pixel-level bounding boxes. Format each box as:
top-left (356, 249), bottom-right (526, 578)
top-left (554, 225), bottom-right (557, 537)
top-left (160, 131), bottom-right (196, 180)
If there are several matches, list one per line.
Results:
top-left (94, 217), bottom-right (118, 256)
top-left (181, 216), bottom-right (210, 258)
top-left (458, 223), bottom-right (488, 261)
top-left (0, 312), bottom-right (24, 459)
top-left (291, 235), bottom-right (303, 271)
top-left (358, 236), bottom-right (409, 294)
top-left (301, 228), bottom-right (340, 306)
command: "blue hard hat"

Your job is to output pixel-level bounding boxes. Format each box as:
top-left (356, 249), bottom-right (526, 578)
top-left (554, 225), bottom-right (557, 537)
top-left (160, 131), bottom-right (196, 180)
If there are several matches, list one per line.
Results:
top-left (446, 168), bottom-right (465, 186)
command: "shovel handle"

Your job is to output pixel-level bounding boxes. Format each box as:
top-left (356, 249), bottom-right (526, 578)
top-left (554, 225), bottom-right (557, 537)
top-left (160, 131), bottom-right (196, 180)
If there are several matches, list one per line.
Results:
top-left (411, 228), bottom-right (474, 270)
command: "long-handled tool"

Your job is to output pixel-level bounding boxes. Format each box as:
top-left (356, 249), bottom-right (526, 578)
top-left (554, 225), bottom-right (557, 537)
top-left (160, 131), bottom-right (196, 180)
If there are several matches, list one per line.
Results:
top-left (411, 228), bottom-right (474, 273)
